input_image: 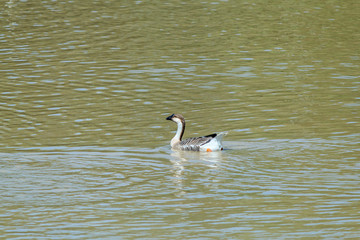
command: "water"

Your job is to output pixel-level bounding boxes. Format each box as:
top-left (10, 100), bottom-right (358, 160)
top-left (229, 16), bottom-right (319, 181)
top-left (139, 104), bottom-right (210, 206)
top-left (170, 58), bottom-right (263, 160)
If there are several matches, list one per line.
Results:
top-left (1, 140), bottom-right (359, 239)
top-left (1, 0), bottom-right (359, 238)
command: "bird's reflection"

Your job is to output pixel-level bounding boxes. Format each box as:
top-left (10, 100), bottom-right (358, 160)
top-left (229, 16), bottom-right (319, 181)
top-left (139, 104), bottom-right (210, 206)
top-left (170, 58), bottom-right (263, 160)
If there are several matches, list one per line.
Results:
top-left (170, 150), bottom-right (224, 197)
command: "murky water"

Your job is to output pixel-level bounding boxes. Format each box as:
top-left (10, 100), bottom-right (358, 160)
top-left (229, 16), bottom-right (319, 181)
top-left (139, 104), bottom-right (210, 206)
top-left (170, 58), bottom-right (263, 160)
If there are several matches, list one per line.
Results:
top-left (1, 0), bottom-right (359, 238)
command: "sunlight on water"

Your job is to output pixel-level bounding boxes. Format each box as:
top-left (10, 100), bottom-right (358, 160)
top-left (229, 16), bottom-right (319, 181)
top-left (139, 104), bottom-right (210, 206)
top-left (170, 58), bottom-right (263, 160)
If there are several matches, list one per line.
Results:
top-left (1, 138), bottom-right (359, 239)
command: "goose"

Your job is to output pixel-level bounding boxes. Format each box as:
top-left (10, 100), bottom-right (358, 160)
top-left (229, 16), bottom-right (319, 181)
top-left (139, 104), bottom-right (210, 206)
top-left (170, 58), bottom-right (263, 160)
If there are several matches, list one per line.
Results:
top-left (166, 113), bottom-right (227, 152)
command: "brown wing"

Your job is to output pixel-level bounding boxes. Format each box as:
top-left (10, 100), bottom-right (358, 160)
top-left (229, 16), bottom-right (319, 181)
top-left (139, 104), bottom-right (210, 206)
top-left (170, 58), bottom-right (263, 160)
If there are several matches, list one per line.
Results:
top-left (179, 134), bottom-right (217, 151)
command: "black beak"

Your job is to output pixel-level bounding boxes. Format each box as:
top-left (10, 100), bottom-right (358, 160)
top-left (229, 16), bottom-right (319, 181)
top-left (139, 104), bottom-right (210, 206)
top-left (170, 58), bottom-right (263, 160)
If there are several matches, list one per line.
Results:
top-left (166, 114), bottom-right (174, 120)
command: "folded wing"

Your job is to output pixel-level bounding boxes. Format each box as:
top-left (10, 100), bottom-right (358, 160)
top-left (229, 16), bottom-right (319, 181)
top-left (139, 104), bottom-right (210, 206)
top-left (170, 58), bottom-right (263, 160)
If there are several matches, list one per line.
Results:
top-left (178, 134), bottom-right (217, 151)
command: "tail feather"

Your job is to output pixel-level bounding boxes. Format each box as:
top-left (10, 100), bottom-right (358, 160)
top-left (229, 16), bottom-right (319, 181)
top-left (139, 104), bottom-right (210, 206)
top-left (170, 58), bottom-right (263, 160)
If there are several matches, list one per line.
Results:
top-left (215, 131), bottom-right (228, 142)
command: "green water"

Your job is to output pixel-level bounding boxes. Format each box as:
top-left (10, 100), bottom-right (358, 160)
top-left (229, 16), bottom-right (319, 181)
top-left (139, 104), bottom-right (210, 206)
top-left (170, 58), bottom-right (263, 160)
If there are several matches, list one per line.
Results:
top-left (1, 0), bottom-right (359, 238)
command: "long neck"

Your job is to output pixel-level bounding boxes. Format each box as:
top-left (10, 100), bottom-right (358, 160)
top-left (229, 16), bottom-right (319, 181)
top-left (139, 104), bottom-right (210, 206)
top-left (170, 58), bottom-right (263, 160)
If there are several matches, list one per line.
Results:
top-left (171, 119), bottom-right (185, 147)
top-left (175, 120), bottom-right (185, 140)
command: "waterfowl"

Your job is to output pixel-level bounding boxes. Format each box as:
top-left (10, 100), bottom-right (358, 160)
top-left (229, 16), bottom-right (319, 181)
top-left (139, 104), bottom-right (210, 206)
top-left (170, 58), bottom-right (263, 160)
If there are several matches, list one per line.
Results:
top-left (166, 113), bottom-right (226, 152)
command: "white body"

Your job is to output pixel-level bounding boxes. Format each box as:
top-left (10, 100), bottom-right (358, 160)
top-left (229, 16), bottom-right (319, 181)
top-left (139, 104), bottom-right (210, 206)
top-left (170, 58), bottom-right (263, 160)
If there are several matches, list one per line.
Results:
top-left (198, 132), bottom-right (226, 151)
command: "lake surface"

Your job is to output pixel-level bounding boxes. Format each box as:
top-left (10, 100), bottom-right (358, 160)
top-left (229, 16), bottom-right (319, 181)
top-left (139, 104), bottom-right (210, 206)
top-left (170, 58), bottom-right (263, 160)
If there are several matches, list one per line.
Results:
top-left (1, 0), bottom-right (359, 239)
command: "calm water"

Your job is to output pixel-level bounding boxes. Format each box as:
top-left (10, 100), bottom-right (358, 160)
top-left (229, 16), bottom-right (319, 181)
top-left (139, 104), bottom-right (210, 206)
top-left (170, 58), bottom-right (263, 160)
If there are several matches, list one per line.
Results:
top-left (1, 0), bottom-right (359, 239)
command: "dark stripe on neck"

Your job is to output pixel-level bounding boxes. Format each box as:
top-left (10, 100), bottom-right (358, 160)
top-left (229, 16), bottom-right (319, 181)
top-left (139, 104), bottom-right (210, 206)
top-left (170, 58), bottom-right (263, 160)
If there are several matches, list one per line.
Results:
top-left (180, 119), bottom-right (185, 140)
